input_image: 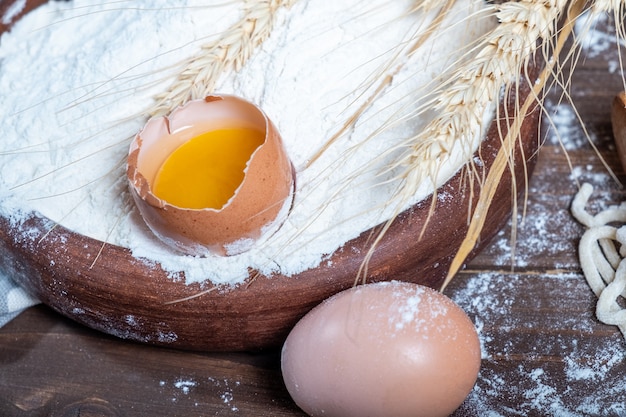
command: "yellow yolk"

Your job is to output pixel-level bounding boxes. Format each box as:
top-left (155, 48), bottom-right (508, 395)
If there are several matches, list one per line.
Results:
top-left (153, 127), bottom-right (265, 210)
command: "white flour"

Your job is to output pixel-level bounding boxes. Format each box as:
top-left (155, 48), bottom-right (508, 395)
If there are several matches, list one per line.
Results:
top-left (0, 0), bottom-right (495, 284)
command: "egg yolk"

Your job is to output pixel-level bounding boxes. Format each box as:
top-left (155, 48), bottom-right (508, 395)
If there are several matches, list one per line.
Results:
top-left (153, 127), bottom-right (265, 210)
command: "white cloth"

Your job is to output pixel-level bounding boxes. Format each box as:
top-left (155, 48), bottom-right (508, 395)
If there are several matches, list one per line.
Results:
top-left (0, 273), bottom-right (39, 326)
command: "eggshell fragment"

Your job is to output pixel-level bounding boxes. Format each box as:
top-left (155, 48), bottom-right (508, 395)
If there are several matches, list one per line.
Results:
top-left (127, 95), bottom-right (294, 256)
top-left (281, 281), bottom-right (481, 417)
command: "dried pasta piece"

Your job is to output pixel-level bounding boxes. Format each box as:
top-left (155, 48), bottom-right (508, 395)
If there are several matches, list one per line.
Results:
top-left (596, 256), bottom-right (626, 337)
top-left (578, 225), bottom-right (616, 297)
top-left (572, 183), bottom-right (626, 339)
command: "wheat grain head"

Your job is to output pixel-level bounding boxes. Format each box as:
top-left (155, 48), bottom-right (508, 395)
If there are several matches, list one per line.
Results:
top-left (149, 0), bottom-right (297, 117)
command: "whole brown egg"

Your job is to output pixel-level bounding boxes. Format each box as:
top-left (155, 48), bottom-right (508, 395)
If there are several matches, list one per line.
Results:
top-left (281, 281), bottom-right (481, 417)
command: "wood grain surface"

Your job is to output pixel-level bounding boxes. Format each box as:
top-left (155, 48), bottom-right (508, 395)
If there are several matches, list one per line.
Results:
top-left (2, 2), bottom-right (626, 417)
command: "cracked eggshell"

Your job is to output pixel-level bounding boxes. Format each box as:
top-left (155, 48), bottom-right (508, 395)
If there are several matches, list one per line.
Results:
top-left (127, 95), bottom-right (294, 256)
top-left (281, 281), bottom-right (481, 417)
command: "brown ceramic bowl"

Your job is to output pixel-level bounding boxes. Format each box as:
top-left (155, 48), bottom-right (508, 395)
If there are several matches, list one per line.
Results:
top-left (0, 0), bottom-right (542, 351)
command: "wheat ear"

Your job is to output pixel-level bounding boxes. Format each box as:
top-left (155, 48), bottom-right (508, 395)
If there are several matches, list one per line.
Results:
top-left (441, 0), bottom-right (589, 290)
top-left (355, 0), bottom-right (575, 285)
top-left (403, 0), bottom-right (572, 197)
top-left (356, 0), bottom-right (580, 289)
top-left (148, 0), bottom-right (297, 117)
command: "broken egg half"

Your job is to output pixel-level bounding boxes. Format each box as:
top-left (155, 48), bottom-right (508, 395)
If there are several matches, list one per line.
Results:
top-left (127, 95), bottom-right (294, 256)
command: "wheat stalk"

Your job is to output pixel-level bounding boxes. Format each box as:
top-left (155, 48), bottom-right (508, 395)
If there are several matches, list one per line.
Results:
top-left (148, 0), bottom-right (297, 117)
top-left (354, 0), bottom-right (579, 286)
top-left (444, 0), bottom-right (626, 289)
top-left (440, 0), bottom-right (591, 290)
top-left (359, 0), bottom-right (626, 289)
top-left (143, 0), bottom-right (625, 291)
top-left (403, 0), bottom-right (570, 199)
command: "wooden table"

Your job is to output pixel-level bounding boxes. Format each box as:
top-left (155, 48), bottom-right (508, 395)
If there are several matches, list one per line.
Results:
top-left (2, 10), bottom-right (626, 417)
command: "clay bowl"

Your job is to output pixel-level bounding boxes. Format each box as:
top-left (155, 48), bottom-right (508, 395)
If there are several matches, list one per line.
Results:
top-left (0, 1), bottom-right (542, 352)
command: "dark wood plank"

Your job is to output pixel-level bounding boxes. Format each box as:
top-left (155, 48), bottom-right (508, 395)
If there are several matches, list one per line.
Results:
top-left (0, 306), bottom-right (305, 417)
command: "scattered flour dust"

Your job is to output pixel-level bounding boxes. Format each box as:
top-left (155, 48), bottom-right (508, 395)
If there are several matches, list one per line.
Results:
top-left (448, 272), bottom-right (626, 416)
top-left (159, 376), bottom-right (241, 411)
top-left (443, 11), bottom-right (626, 414)
top-left (575, 8), bottom-right (626, 74)
top-left (0, 0), bottom-right (496, 285)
